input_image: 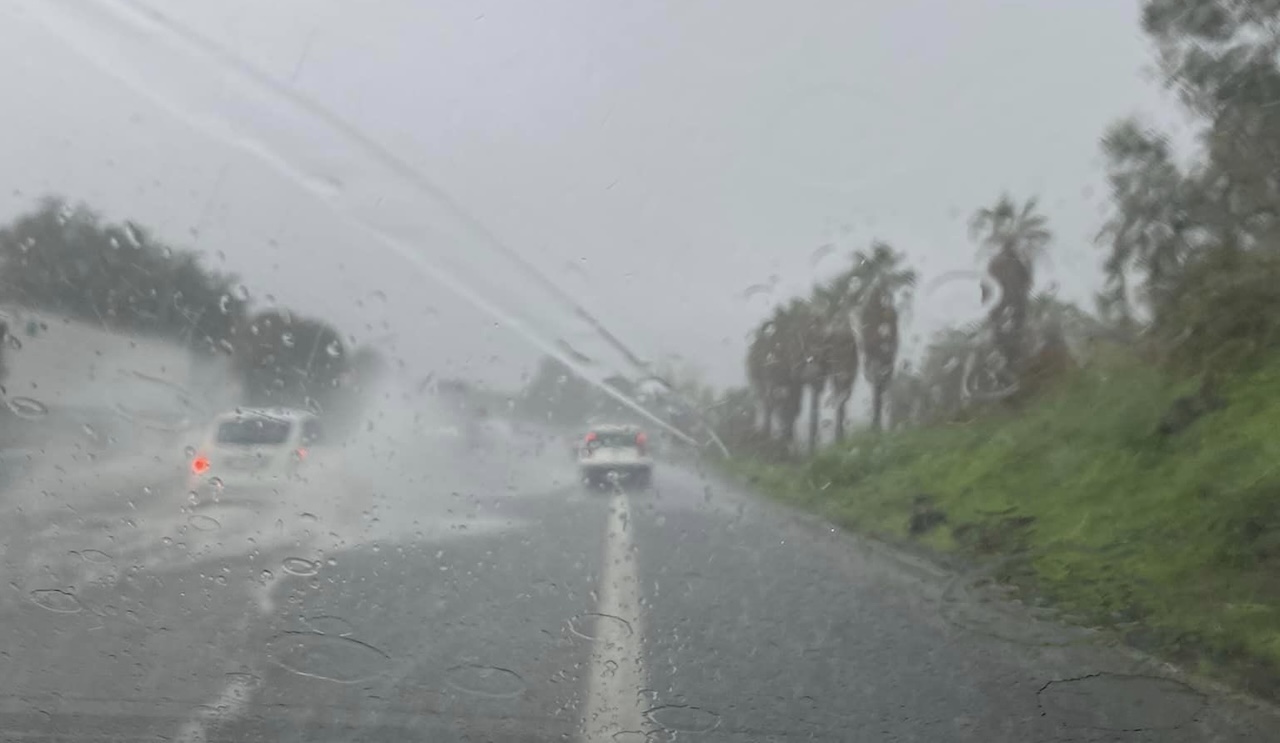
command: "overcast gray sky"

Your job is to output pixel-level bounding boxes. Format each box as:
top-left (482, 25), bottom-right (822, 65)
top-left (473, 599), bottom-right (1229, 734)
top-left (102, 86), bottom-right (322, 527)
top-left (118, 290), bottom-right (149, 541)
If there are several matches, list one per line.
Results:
top-left (0, 0), bottom-right (1185, 394)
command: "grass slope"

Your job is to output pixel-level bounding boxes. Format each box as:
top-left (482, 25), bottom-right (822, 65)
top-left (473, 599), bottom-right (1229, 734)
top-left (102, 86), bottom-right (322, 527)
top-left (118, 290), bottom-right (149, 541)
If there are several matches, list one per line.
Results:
top-left (733, 351), bottom-right (1280, 697)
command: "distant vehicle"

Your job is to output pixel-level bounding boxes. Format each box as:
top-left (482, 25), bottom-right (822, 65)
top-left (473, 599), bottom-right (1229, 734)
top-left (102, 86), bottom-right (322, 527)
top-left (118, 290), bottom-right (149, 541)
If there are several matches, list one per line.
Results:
top-left (577, 424), bottom-right (653, 489)
top-left (187, 407), bottom-right (326, 493)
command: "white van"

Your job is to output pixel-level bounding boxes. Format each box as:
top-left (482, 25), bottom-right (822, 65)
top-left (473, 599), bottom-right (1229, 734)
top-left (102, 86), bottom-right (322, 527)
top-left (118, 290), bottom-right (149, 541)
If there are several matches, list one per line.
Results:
top-left (187, 407), bottom-right (325, 491)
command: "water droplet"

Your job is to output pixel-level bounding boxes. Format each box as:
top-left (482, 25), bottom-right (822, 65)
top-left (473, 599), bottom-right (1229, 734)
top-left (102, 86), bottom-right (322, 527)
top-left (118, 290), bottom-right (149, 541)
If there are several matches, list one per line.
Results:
top-left (568, 612), bottom-right (632, 640)
top-left (6, 396), bottom-right (48, 420)
top-left (281, 332), bottom-right (295, 348)
top-left (188, 514), bottom-right (221, 531)
top-left (235, 284), bottom-right (251, 301)
top-left (645, 705), bottom-right (721, 733)
top-left (266, 632), bottom-right (391, 683)
top-left (325, 341), bottom-right (342, 357)
top-left (281, 557), bottom-right (319, 577)
top-left (29, 589), bottom-right (82, 614)
top-left (184, 445), bottom-right (196, 458)
top-left (161, 536), bottom-right (173, 547)
top-left (809, 242), bottom-right (837, 266)
top-left (209, 477), bottom-right (224, 490)
top-left (219, 294), bottom-right (232, 314)
top-left (299, 512), bottom-right (319, 523)
top-left (303, 615), bottom-right (354, 636)
top-left (80, 549), bottom-right (112, 564)
top-left (122, 221), bottom-right (144, 247)
top-left (260, 569), bottom-right (274, 582)
top-left (444, 664), bottom-right (526, 698)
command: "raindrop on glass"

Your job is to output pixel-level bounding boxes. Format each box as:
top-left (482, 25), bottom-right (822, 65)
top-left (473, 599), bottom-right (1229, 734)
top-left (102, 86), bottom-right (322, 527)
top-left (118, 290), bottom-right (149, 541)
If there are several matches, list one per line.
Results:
top-left (6, 396), bottom-right (48, 420)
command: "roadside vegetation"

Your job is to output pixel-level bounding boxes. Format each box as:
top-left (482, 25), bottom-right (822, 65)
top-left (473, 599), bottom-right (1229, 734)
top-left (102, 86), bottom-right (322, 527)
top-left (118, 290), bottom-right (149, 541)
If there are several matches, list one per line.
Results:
top-left (697, 0), bottom-right (1280, 698)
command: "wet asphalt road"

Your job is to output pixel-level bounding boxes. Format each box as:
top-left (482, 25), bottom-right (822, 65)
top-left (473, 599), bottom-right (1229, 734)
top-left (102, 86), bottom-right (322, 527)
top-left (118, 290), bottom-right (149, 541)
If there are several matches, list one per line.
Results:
top-left (0, 427), bottom-right (1278, 742)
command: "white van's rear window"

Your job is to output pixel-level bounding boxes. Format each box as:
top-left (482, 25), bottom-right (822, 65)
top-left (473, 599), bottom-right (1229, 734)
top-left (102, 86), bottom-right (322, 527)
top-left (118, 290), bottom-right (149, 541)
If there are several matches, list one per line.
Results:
top-left (217, 417), bottom-right (292, 445)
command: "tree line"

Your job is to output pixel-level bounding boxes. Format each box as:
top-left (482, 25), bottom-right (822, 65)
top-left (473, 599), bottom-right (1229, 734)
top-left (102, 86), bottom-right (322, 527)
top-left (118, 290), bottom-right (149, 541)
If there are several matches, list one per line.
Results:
top-left (723, 0), bottom-right (1280, 458)
top-left (0, 195), bottom-right (387, 428)
top-left (511, 0), bottom-right (1280, 460)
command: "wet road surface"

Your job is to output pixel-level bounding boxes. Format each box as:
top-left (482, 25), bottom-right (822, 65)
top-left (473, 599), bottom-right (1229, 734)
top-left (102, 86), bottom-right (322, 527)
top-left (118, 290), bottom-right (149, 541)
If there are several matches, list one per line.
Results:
top-left (0, 426), bottom-right (1277, 742)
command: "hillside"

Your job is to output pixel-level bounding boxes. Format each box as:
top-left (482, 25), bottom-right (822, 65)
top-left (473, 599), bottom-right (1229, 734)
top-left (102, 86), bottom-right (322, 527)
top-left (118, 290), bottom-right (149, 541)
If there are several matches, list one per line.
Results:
top-left (733, 351), bottom-right (1280, 698)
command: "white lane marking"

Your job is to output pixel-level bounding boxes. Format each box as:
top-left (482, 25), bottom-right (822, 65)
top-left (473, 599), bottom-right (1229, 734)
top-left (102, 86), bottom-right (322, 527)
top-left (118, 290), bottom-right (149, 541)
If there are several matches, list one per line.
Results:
top-left (580, 492), bottom-right (651, 742)
top-left (174, 653), bottom-right (257, 742)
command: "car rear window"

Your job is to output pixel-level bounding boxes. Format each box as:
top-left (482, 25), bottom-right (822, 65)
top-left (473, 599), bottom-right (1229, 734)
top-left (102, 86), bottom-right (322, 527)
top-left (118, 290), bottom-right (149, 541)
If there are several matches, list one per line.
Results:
top-left (591, 431), bottom-right (639, 447)
top-left (216, 417), bottom-right (292, 446)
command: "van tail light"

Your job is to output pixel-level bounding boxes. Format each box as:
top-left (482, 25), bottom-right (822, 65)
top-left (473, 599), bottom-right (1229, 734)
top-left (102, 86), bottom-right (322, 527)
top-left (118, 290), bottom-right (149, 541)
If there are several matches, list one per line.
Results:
top-left (191, 455), bottom-right (210, 475)
top-left (295, 447), bottom-right (308, 460)
top-left (636, 432), bottom-right (648, 455)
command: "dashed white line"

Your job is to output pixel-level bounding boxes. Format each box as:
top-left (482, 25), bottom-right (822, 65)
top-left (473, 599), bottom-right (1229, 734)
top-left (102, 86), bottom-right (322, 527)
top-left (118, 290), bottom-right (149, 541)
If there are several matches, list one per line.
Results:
top-left (580, 492), bottom-right (651, 742)
top-left (174, 660), bottom-right (257, 743)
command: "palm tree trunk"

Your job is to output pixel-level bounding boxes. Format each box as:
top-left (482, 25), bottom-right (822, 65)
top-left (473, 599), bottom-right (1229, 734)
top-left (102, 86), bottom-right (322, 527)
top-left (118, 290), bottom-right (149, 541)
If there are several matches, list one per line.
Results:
top-left (834, 397), bottom-right (847, 441)
top-left (807, 385), bottom-right (821, 455)
top-left (871, 382), bottom-right (885, 432)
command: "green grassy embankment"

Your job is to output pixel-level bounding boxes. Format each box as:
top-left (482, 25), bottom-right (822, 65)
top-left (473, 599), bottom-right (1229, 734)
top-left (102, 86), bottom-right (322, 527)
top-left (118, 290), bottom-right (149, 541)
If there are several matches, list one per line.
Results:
top-left (731, 351), bottom-right (1280, 698)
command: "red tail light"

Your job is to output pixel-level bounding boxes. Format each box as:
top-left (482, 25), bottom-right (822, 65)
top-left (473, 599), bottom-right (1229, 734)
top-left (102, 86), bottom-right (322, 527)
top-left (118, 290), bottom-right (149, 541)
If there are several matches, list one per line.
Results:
top-left (636, 432), bottom-right (648, 455)
top-left (295, 447), bottom-right (308, 460)
top-left (191, 456), bottom-right (210, 475)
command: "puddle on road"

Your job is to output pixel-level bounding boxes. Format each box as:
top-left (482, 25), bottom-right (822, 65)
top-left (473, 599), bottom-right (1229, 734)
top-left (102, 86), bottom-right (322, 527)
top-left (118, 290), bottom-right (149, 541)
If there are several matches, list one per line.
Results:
top-left (444, 664), bottom-right (526, 698)
top-left (1039, 674), bottom-right (1205, 731)
top-left (568, 612), bottom-right (633, 640)
top-left (29, 589), bottom-right (83, 614)
top-left (267, 631), bottom-right (391, 683)
top-left (645, 704), bottom-right (721, 733)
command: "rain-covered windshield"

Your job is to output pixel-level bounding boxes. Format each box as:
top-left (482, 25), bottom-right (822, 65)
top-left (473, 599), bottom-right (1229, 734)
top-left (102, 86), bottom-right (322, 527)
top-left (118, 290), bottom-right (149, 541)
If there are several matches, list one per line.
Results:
top-left (2, 1), bottom-right (1280, 742)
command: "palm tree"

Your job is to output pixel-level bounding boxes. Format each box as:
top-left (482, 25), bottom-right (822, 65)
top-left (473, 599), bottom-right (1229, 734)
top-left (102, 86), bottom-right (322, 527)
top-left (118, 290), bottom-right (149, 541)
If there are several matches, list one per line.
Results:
top-left (748, 302), bottom-right (807, 447)
top-left (808, 275), bottom-right (859, 444)
top-left (797, 302), bottom-right (831, 455)
top-left (766, 299), bottom-right (816, 451)
top-left (825, 321), bottom-right (859, 441)
top-left (747, 317), bottom-right (782, 438)
top-left (848, 241), bottom-right (917, 431)
top-left (969, 194), bottom-right (1051, 377)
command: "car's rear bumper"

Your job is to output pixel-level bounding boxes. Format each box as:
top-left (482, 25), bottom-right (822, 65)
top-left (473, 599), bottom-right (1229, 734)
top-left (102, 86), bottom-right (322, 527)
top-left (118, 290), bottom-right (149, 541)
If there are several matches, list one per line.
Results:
top-left (578, 462), bottom-right (653, 487)
top-left (579, 462), bottom-right (652, 472)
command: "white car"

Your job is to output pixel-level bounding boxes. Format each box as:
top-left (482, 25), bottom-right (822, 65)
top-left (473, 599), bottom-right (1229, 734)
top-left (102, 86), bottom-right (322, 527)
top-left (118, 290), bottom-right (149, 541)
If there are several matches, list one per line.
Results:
top-left (186, 407), bottom-right (326, 493)
top-left (577, 424), bottom-right (654, 489)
